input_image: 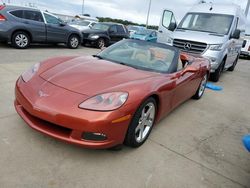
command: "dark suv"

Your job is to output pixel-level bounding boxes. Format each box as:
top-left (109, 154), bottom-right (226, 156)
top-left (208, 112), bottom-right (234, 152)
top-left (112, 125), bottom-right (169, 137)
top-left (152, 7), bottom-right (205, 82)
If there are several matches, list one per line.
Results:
top-left (82, 22), bottom-right (129, 48)
top-left (0, 5), bottom-right (82, 49)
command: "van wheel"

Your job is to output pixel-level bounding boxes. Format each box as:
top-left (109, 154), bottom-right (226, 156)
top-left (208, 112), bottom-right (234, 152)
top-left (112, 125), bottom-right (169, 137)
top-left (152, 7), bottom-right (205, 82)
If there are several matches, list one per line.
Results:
top-left (228, 55), bottom-right (239, 72)
top-left (210, 59), bottom-right (225, 82)
top-left (67, 35), bottom-right (80, 49)
top-left (12, 31), bottom-right (30, 49)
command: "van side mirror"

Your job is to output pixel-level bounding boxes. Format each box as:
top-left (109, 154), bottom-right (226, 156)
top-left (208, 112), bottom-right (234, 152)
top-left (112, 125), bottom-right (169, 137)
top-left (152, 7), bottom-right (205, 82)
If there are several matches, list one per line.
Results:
top-left (169, 22), bottom-right (177, 32)
top-left (231, 29), bottom-right (241, 39)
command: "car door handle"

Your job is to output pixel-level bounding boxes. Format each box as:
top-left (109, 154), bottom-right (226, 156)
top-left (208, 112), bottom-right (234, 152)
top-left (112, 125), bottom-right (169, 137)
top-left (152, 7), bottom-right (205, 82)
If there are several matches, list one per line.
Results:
top-left (24, 21), bottom-right (29, 24)
top-left (159, 30), bottom-right (163, 33)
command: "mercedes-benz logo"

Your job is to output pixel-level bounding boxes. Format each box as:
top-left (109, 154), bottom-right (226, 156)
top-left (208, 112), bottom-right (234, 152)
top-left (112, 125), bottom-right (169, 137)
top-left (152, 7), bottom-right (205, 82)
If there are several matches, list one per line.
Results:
top-left (184, 43), bottom-right (192, 51)
top-left (38, 90), bottom-right (49, 97)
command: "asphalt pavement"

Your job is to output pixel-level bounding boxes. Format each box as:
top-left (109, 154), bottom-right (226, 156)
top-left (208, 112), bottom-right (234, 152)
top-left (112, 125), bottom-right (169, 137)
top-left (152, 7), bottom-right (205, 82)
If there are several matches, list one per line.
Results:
top-left (0, 43), bottom-right (250, 188)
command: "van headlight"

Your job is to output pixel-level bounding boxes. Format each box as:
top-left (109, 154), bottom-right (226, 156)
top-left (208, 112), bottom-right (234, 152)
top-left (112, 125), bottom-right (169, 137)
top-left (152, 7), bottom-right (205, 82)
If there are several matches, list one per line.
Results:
top-left (209, 44), bottom-right (223, 51)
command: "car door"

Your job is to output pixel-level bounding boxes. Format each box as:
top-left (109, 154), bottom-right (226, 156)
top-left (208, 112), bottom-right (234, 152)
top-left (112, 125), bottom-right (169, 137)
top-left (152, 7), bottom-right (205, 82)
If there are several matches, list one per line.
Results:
top-left (117, 25), bottom-right (129, 40)
top-left (171, 64), bottom-right (201, 109)
top-left (226, 17), bottom-right (239, 67)
top-left (108, 25), bottom-right (119, 44)
top-left (43, 12), bottom-right (68, 43)
top-left (157, 9), bottom-right (177, 44)
top-left (22, 10), bottom-right (46, 42)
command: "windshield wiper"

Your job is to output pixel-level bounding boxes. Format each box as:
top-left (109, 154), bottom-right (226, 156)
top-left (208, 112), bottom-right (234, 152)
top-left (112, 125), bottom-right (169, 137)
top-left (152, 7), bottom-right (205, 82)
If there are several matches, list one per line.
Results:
top-left (93, 55), bottom-right (103, 59)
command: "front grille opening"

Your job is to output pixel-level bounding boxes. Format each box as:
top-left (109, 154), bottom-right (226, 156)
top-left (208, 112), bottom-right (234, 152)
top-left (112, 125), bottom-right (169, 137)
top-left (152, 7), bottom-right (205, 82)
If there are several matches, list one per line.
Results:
top-left (21, 107), bottom-right (72, 137)
top-left (173, 39), bottom-right (207, 54)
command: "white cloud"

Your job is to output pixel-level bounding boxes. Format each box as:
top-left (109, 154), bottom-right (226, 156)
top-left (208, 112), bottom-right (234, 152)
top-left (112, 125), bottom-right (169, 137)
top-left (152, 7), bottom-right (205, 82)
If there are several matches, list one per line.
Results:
top-left (9, 0), bottom-right (250, 25)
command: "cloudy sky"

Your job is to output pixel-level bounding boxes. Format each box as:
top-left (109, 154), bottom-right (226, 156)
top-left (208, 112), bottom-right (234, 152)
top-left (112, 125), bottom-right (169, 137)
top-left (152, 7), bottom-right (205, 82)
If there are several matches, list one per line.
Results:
top-left (2, 0), bottom-right (250, 25)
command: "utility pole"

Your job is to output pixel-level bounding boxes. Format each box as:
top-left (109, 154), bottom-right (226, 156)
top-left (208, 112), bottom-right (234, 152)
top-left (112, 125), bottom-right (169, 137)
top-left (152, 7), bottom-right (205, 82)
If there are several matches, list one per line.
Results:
top-left (82, 0), bottom-right (85, 15)
top-left (245, 0), bottom-right (250, 17)
top-left (146, 0), bottom-right (152, 28)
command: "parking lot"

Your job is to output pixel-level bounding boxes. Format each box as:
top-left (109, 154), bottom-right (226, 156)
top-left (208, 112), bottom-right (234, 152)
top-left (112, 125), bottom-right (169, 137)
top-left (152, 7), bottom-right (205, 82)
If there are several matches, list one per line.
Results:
top-left (0, 43), bottom-right (250, 188)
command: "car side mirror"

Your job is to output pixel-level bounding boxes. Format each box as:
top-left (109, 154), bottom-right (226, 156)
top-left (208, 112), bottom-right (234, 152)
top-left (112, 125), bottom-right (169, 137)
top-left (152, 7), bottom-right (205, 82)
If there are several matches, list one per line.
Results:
top-left (168, 22), bottom-right (177, 32)
top-left (180, 53), bottom-right (194, 64)
top-left (231, 29), bottom-right (241, 39)
top-left (181, 66), bottom-right (198, 76)
top-left (59, 22), bottom-right (66, 26)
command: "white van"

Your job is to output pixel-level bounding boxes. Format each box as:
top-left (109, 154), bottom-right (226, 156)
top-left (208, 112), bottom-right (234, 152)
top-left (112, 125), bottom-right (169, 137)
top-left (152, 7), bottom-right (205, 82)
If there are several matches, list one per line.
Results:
top-left (241, 25), bottom-right (250, 58)
top-left (157, 3), bottom-right (246, 82)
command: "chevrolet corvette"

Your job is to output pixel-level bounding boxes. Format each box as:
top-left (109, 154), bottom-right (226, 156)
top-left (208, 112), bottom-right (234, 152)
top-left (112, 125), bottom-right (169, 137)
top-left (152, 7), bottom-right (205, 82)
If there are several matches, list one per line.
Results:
top-left (15, 39), bottom-right (210, 149)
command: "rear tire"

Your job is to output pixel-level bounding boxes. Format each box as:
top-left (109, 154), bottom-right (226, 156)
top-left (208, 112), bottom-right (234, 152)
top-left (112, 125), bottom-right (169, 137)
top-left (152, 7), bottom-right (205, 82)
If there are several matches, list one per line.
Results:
top-left (210, 59), bottom-right (225, 82)
top-left (124, 97), bottom-right (157, 148)
top-left (12, 31), bottom-right (30, 49)
top-left (192, 74), bottom-right (208, 100)
top-left (228, 55), bottom-right (239, 72)
top-left (67, 35), bottom-right (80, 49)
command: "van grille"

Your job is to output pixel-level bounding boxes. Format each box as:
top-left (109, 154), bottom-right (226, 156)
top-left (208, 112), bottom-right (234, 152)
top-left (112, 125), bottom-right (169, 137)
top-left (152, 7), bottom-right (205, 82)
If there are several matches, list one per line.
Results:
top-left (173, 39), bottom-right (207, 54)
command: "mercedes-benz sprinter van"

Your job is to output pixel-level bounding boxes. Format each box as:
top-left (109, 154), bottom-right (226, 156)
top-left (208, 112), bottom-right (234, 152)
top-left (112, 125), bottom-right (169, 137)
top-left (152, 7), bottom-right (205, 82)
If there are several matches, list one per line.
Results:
top-left (158, 3), bottom-right (246, 82)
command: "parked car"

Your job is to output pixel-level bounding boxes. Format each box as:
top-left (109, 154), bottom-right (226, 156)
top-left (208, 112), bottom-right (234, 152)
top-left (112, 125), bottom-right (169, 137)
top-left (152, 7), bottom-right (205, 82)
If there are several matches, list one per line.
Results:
top-left (69, 20), bottom-right (97, 32)
top-left (15, 39), bottom-right (210, 149)
top-left (157, 3), bottom-right (246, 82)
top-left (127, 25), bottom-right (145, 37)
top-left (241, 26), bottom-right (250, 58)
top-left (0, 5), bottom-right (82, 49)
top-left (130, 29), bottom-right (157, 42)
top-left (82, 22), bottom-right (129, 48)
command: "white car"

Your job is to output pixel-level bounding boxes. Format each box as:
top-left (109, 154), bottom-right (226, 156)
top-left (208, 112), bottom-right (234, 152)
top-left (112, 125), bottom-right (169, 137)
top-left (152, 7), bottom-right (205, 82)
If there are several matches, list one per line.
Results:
top-left (69, 20), bottom-right (97, 32)
top-left (241, 26), bottom-right (250, 58)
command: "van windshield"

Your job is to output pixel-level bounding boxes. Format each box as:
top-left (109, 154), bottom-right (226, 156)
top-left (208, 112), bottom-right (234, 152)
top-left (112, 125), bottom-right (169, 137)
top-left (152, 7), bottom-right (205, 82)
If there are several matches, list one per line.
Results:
top-left (178, 13), bottom-right (234, 35)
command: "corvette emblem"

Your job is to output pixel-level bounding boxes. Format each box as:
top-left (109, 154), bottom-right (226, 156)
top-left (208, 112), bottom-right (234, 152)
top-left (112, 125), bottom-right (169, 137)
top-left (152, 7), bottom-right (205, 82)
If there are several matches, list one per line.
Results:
top-left (38, 90), bottom-right (49, 97)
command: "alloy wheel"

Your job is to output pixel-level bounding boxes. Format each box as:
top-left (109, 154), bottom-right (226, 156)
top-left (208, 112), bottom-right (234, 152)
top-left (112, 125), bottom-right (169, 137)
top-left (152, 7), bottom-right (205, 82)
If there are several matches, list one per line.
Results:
top-left (135, 102), bottom-right (156, 143)
top-left (15, 34), bottom-right (28, 48)
top-left (198, 74), bottom-right (207, 97)
top-left (70, 37), bottom-right (79, 48)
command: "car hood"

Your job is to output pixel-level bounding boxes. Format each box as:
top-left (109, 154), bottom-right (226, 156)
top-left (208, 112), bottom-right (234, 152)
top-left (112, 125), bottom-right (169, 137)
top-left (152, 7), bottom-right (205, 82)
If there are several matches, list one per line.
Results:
top-left (173, 30), bottom-right (228, 44)
top-left (82, 29), bottom-right (107, 35)
top-left (40, 56), bottom-right (157, 96)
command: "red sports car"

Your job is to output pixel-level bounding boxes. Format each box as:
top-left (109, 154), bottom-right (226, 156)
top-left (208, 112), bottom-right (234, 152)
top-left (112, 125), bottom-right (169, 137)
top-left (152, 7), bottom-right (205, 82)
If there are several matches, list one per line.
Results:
top-left (15, 39), bottom-right (210, 149)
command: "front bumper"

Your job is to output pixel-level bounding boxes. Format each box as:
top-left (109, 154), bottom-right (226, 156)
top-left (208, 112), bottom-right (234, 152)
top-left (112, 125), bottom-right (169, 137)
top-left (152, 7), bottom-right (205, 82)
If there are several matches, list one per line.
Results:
top-left (202, 50), bottom-right (224, 73)
top-left (240, 51), bottom-right (250, 56)
top-left (14, 77), bottom-right (133, 149)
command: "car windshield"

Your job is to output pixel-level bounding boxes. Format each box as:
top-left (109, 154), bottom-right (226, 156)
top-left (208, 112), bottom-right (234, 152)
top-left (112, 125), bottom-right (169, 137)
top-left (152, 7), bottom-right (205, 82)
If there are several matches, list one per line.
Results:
top-left (98, 40), bottom-right (177, 73)
top-left (70, 20), bottom-right (90, 26)
top-left (136, 29), bottom-right (152, 35)
top-left (178, 13), bottom-right (234, 35)
top-left (92, 23), bottom-right (110, 31)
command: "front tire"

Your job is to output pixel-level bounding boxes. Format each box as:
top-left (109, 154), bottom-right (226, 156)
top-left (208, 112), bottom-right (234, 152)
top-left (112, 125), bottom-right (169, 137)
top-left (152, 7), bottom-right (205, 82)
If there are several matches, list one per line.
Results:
top-left (67, 35), bottom-right (80, 49)
top-left (193, 74), bottom-right (208, 100)
top-left (228, 55), bottom-right (239, 72)
top-left (96, 38), bottom-right (107, 49)
top-left (210, 59), bottom-right (225, 82)
top-left (12, 31), bottom-right (30, 49)
top-left (124, 98), bottom-right (157, 148)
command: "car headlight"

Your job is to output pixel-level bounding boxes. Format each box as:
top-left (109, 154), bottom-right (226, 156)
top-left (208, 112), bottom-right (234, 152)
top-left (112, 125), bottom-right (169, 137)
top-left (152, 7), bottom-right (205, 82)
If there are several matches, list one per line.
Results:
top-left (209, 44), bottom-right (223, 51)
top-left (90, 35), bottom-right (99, 39)
top-left (21, 63), bottom-right (40, 82)
top-left (79, 92), bottom-right (128, 111)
